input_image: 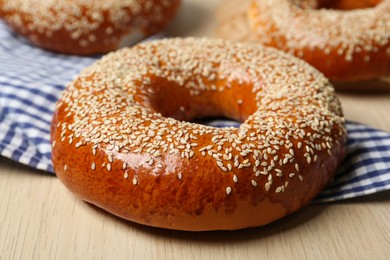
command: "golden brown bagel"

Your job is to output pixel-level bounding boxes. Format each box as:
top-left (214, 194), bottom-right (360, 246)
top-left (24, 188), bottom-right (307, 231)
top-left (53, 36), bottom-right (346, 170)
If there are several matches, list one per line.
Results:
top-left (248, 0), bottom-right (390, 82)
top-left (0, 0), bottom-right (180, 55)
top-left (51, 38), bottom-right (347, 231)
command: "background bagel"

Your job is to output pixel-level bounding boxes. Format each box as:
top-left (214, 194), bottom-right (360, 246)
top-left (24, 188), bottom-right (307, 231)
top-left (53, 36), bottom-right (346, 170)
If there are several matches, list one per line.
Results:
top-left (247, 0), bottom-right (390, 82)
top-left (0, 0), bottom-right (180, 55)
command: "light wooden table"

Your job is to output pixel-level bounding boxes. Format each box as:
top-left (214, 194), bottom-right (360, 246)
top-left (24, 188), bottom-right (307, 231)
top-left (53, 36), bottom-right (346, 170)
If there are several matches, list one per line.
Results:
top-left (1, 1), bottom-right (390, 259)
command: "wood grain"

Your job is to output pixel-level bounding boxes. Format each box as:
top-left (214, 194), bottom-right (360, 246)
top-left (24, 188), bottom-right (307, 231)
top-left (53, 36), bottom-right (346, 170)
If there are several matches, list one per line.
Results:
top-left (1, 156), bottom-right (390, 259)
top-left (1, 0), bottom-right (390, 259)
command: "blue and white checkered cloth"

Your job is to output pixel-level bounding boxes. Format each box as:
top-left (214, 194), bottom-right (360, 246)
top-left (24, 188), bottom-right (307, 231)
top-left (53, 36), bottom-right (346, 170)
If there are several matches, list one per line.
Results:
top-left (1, 21), bottom-right (390, 202)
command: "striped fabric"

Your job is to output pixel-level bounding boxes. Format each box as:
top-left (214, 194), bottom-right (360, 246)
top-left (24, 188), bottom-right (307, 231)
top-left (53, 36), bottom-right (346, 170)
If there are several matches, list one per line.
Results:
top-left (1, 21), bottom-right (390, 202)
top-left (315, 123), bottom-right (390, 202)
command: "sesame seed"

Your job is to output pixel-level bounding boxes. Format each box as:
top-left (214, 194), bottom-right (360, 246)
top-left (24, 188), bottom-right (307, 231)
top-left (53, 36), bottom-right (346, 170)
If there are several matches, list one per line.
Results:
top-left (226, 186), bottom-right (232, 195)
top-left (251, 180), bottom-right (258, 187)
top-left (227, 163), bottom-right (232, 171)
top-left (265, 182), bottom-right (271, 191)
top-left (275, 186), bottom-right (284, 193)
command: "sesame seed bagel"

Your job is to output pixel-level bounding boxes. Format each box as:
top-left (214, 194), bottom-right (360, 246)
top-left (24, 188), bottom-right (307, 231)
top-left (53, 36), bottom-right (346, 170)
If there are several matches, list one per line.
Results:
top-left (51, 38), bottom-right (347, 231)
top-left (248, 0), bottom-right (390, 82)
top-left (0, 0), bottom-right (180, 55)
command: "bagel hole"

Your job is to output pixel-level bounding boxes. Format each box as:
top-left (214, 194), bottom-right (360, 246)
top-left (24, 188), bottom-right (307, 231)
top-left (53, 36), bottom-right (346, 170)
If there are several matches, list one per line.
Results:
top-left (139, 76), bottom-right (257, 128)
top-left (315, 0), bottom-right (383, 10)
top-left (192, 116), bottom-right (241, 128)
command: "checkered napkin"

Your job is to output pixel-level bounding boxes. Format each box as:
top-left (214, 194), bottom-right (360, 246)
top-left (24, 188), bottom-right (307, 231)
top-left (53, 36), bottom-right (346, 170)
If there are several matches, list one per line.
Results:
top-left (1, 22), bottom-right (390, 202)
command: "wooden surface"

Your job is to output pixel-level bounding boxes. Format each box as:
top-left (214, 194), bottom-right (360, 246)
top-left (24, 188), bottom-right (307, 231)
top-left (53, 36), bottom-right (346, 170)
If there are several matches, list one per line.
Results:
top-left (2, 0), bottom-right (390, 259)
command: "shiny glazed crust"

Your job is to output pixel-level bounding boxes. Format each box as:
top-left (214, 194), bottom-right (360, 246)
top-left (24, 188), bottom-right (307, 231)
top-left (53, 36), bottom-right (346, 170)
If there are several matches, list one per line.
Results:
top-left (247, 0), bottom-right (390, 82)
top-left (0, 0), bottom-right (180, 55)
top-left (51, 38), bottom-right (347, 231)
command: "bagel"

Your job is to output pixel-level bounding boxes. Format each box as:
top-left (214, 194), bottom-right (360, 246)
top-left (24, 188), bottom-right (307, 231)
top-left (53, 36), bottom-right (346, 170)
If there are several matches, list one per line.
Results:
top-left (247, 0), bottom-right (390, 82)
top-left (0, 0), bottom-right (180, 55)
top-left (51, 38), bottom-right (347, 231)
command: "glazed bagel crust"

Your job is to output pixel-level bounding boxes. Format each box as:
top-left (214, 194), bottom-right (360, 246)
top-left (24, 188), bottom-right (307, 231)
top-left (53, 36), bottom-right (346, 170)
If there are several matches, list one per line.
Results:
top-left (51, 38), bottom-right (346, 231)
top-left (0, 0), bottom-right (180, 55)
top-left (248, 0), bottom-right (390, 82)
